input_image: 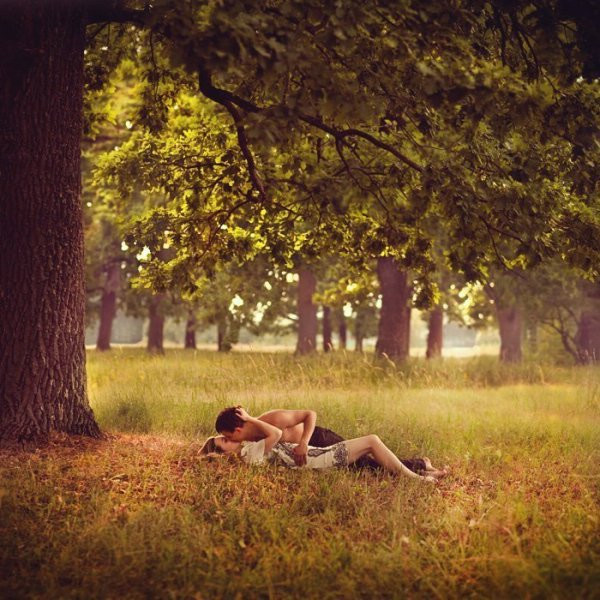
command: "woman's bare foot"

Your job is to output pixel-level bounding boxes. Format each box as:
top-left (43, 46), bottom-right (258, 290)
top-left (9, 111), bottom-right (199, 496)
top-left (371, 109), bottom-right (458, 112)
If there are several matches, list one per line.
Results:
top-left (426, 468), bottom-right (448, 479)
top-left (422, 457), bottom-right (448, 479)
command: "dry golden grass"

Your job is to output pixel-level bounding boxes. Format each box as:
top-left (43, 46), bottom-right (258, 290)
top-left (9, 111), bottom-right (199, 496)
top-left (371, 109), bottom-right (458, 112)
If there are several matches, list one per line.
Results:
top-left (1, 350), bottom-right (599, 599)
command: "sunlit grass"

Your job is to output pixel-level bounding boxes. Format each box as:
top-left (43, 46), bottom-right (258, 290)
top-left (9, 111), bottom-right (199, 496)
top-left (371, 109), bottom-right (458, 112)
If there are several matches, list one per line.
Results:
top-left (1, 349), bottom-right (599, 598)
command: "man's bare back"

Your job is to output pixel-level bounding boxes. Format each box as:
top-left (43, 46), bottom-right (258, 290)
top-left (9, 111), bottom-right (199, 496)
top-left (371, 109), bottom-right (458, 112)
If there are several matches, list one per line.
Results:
top-left (257, 410), bottom-right (311, 443)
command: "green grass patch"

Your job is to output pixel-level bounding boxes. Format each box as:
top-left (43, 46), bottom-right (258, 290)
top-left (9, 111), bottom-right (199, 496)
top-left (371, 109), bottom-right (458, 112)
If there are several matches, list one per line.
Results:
top-left (1, 349), bottom-right (599, 598)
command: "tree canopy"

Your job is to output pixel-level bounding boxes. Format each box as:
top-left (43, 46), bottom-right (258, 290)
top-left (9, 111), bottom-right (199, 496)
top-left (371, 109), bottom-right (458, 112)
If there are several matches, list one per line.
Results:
top-left (89, 0), bottom-right (600, 300)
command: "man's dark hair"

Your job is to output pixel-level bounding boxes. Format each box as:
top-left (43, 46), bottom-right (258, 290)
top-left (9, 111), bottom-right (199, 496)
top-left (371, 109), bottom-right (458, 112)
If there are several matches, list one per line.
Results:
top-left (215, 406), bottom-right (244, 433)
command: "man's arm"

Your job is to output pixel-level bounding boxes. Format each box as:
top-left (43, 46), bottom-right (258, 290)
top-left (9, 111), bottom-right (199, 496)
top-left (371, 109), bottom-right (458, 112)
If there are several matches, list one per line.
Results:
top-left (292, 410), bottom-right (317, 465)
top-left (258, 409), bottom-right (317, 466)
top-left (297, 410), bottom-right (317, 446)
top-left (236, 408), bottom-right (282, 453)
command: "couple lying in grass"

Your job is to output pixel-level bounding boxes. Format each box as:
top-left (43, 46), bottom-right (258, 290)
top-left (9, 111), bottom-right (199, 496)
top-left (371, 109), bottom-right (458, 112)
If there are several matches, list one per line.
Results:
top-left (200, 407), bottom-right (447, 483)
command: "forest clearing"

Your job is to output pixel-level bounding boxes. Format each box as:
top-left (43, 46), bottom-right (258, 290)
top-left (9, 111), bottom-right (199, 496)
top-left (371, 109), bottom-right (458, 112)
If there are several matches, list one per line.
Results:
top-left (1, 351), bottom-right (599, 598)
top-left (1, 1), bottom-right (599, 598)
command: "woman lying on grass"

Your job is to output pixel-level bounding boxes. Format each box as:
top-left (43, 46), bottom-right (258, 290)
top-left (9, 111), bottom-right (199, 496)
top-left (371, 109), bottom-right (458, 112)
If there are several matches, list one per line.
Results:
top-left (200, 408), bottom-right (447, 482)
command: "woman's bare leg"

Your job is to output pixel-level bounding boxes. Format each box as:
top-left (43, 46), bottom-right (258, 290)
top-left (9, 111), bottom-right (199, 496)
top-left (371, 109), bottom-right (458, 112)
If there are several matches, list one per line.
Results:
top-left (344, 435), bottom-right (433, 481)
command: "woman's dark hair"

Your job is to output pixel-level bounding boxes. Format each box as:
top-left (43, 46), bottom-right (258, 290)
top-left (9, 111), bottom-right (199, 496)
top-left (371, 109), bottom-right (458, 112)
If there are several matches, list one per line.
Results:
top-left (215, 406), bottom-right (244, 433)
top-left (199, 436), bottom-right (223, 456)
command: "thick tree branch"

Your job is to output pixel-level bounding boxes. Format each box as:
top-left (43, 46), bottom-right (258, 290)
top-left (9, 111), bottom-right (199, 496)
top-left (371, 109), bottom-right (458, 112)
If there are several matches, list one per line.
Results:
top-left (197, 66), bottom-right (424, 174)
top-left (296, 111), bottom-right (423, 173)
top-left (198, 68), bottom-right (267, 202)
top-left (540, 310), bottom-right (578, 360)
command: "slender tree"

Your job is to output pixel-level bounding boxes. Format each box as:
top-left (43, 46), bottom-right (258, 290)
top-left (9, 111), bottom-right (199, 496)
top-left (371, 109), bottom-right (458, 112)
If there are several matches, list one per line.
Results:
top-left (322, 306), bottom-right (333, 352)
top-left (496, 305), bottom-right (524, 363)
top-left (375, 258), bottom-right (412, 360)
top-left (96, 262), bottom-right (122, 351)
top-left (337, 309), bottom-right (348, 351)
top-left (184, 313), bottom-right (197, 350)
top-left (426, 306), bottom-right (444, 359)
top-left (296, 267), bottom-right (318, 355)
top-left (147, 294), bottom-right (166, 354)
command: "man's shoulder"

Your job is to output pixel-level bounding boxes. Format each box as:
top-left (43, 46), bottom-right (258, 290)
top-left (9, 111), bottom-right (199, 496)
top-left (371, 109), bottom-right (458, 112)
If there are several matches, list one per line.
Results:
top-left (258, 408), bottom-right (289, 417)
top-left (258, 409), bottom-right (298, 424)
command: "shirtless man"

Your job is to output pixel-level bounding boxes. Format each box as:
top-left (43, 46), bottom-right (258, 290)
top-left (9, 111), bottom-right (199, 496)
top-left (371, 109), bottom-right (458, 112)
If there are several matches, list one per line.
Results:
top-left (214, 406), bottom-right (428, 473)
top-left (215, 406), bottom-right (318, 466)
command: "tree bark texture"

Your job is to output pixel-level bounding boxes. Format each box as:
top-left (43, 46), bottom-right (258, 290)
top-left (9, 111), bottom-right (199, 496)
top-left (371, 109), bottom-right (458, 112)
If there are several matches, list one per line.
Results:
top-left (497, 305), bottom-right (523, 363)
top-left (147, 294), bottom-right (165, 354)
top-left (322, 306), bottom-right (333, 352)
top-left (0, 1), bottom-right (100, 441)
top-left (426, 306), bottom-right (444, 359)
top-left (184, 315), bottom-right (197, 349)
top-left (96, 262), bottom-right (121, 351)
top-left (296, 268), bottom-right (317, 354)
top-left (375, 258), bottom-right (412, 360)
top-left (575, 310), bottom-right (600, 363)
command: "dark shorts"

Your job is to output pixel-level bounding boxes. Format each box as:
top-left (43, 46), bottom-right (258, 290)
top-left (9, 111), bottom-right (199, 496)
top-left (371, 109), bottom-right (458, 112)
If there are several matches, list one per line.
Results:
top-left (308, 426), bottom-right (426, 473)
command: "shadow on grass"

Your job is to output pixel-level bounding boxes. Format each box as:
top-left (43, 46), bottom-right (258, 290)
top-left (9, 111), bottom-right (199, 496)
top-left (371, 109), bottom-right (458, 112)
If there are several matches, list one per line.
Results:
top-left (102, 396), bottom-right (152, 433)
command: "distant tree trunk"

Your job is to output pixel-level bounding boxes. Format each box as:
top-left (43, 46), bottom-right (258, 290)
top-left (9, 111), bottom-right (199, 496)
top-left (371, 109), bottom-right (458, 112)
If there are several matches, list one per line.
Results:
top-left (147, 294), bottom-right (165, 354)
top-left (322, 306), bottom-right (333, 352)
top-left (497, 306), bottom-right (523, 363)
top-left (403, 306), bottom-right (412, 355)
top-left (296, 267), bottom-right (317, 355)
top-left (426, 306), bottom-right (443, 359)
top-left (338, 310), bottom-right (347, 350)
top-left (575, 311), bottom-right (600, 363)
top-left (216, 319), bottom-right (228, 352)
top-left (96, 262), bottom-right (121, 351)
top-left (0, 2), bottom-right (100, 441)
top-left (217, 323), bottom-right (224, 351)
top-left (375, 258), bottom-right (412, 361)
top-left (525, 320), bottom-right (538, 355)
top-left (184, 314), bottom-right (197, 349)
top-left (354, 307), bottom-right (367, 352)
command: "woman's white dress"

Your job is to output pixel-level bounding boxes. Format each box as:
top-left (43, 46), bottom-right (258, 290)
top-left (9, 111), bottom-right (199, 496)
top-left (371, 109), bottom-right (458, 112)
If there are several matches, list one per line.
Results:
top-left (241, 439), bottom-right (348, 469)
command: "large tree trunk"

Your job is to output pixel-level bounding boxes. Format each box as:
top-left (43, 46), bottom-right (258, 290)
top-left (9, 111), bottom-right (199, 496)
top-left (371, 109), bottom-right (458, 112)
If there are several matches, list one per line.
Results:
top-left (0, 2), bottom-right (100, 441)
top-left (426, 306), bottom-right (443, 359)
top-left (184, 314), bottom-right (197, 349)
top-left (296, 267), bottom-right (317, 355)
top-left (147, 294), bottom-right (165, 354)
top-left (575, 310), bottom-right (600, 363)
top-left (497, 305), bottom-right (523, 363)
top-left (96, 262), bottom-right (121, 351)
top-left (338, 310), bottom-right (347, 350)
top-left (375, 258), bottom-right (412, 361)
top-left (322, 306), bottom-right (333, 352)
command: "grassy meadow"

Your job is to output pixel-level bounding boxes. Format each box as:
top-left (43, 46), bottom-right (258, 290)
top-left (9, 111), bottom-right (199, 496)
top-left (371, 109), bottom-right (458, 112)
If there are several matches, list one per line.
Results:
top-left (1, 349), bottom-right (600, 599)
